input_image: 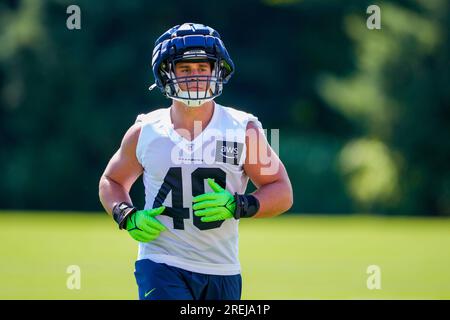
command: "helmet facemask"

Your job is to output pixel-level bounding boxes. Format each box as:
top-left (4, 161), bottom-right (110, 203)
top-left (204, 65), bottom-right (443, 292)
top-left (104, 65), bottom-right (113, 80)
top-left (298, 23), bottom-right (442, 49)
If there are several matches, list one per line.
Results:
top-left (160, 51), bottom-right (224, 107)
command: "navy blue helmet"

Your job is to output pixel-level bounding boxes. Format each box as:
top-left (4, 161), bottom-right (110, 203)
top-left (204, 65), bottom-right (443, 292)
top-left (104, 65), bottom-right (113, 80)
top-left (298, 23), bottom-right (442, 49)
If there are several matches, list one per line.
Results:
top-left (149, 23), bottom-right (234, 107)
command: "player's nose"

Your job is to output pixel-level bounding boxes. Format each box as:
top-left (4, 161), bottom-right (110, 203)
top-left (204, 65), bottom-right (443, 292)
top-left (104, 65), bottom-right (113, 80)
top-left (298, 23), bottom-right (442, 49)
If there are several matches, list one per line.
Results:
top-left (189, 68), bottom-right (201, 76)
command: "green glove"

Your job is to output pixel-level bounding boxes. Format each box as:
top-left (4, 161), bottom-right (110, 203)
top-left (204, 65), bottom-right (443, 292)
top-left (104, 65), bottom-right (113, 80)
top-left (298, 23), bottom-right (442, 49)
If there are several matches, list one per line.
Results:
top-left (193, 178), bottom-right (236, 223)
top-left (125, 206), bottom-right (167, 242)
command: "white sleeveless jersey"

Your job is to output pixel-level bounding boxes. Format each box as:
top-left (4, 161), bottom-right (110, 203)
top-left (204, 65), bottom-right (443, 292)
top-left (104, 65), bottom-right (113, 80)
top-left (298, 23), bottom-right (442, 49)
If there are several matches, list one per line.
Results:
top-left (134, 103), bottom-right (263, 275)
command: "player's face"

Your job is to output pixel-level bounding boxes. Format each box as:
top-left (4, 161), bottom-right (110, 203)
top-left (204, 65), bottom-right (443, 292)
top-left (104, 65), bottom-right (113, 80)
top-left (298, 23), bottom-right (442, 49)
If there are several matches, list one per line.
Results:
top-left (174, 62), bottom-right (212, 93)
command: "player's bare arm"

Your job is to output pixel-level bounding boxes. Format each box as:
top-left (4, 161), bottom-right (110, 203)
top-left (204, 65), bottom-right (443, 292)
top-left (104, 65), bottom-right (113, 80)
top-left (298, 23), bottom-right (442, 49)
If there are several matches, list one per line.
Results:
top-left (192, 121), bottom-right (293, 222)
top-left (99, 124), bottom-right (167, 241)
top-left (244, 121), bottom-right (293, 218)
top-left (98, 123), bottom-right (143, 215)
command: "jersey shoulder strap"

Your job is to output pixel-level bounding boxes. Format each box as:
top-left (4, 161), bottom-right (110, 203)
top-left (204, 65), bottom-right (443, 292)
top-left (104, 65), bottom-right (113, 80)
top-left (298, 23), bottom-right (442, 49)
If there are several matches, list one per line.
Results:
top-left (135, 107), bottom-right (169, 165)
top-left (135, 107), bottom-right (167, 125)
top-left (220, 105), bottom-right (263, 130)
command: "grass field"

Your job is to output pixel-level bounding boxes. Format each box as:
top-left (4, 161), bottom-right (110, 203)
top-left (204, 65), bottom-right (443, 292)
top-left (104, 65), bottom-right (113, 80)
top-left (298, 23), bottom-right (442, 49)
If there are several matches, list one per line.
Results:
top-left (1, 212), bottom-right (450, 299)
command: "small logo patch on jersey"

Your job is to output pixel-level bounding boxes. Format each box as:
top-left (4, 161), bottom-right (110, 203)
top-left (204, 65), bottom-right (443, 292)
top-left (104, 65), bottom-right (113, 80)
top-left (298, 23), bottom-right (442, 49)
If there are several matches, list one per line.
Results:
top-left (215, 140), bottom-right (244, 165)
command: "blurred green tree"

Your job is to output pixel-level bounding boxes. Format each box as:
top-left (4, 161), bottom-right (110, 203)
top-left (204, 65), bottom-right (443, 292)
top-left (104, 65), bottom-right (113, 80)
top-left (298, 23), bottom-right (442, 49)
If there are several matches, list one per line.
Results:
top-left (0, 0), bottom-right (448, 215)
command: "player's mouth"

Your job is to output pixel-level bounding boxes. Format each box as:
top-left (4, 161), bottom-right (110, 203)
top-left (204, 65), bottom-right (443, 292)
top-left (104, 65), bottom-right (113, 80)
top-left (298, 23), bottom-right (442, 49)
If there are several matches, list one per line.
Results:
top-left (188, 86), bottom-right (206, 90)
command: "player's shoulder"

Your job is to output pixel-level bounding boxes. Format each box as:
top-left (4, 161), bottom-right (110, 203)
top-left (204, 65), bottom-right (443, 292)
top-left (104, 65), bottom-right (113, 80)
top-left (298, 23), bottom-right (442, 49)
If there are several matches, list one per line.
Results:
top-left (135, 107), bottom-right (168, 125)
top-left (220, 104), bottom-right (251, 120)
top-left (218, 104), bottom-right (262, 130)
top-left (125, 107), bottom-right (168, 150)
top-left (133, 107), bottom-right (169, 160)
top-left (219, 104), bottom-right (257, 124)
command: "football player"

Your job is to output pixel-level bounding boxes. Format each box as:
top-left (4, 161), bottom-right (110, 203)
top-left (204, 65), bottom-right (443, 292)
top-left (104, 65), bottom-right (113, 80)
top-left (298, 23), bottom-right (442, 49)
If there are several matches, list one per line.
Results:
top-left (99, 23), bottom-right (293, 300)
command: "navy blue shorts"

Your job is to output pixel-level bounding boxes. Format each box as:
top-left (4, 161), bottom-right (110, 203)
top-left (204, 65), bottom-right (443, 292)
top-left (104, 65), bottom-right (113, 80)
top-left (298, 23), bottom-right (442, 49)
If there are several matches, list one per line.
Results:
top-left (134, 259), bottom-right (242, 300)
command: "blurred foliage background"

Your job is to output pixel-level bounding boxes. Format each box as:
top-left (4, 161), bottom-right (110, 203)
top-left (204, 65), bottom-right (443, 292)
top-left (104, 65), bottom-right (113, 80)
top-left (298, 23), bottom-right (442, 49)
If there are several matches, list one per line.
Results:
top-left (0, 0), bottom-right (449, 215)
